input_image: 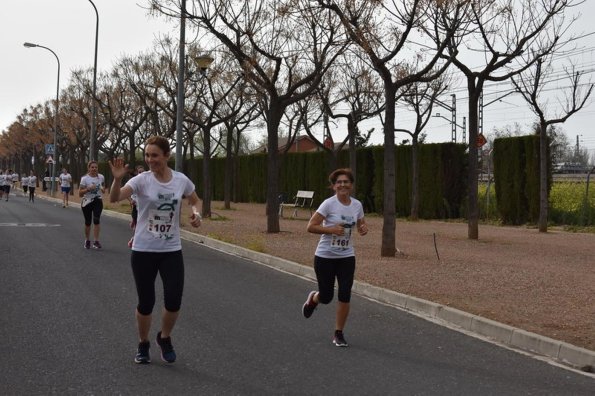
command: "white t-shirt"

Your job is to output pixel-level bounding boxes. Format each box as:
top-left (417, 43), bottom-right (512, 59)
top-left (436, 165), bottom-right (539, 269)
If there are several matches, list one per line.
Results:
top-left (80, 174), bottom-right (105, 200)
top-left (126, 170), bottom-right (195, 252)
top-left (0, 174), bottom-right (6, 186)
top-left (28, 176), bottom-right (37, 188)
top-left (21, 176), bottom-right (29, 186)
top-left (314, 195), bottom-right (365, 259)
top-left (60, 173), bottom-right (72, 187)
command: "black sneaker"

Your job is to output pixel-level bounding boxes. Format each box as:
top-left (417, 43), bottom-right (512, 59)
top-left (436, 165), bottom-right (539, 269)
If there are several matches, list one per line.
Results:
top-left (333, 330), bottom-right (348, 347)
top-left (92, 241), bottom-right (102, 249)
top-left (84, 240), bottom-right (91, 249)
top-left (302, 291), bottom-right (318, 318)
top-left (134, 341), bottom-right (151, 364)
top-left (156, 331), bottom-right (176, 363)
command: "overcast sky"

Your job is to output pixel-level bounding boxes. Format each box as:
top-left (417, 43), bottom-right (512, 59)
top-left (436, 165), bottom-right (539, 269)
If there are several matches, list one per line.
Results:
top-left (1, 1), bottom-right (594, 157)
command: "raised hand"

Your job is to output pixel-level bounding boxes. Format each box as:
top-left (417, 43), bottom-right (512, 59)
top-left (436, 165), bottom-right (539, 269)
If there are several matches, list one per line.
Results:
top-left (109, 158), bottom-right (129, 180)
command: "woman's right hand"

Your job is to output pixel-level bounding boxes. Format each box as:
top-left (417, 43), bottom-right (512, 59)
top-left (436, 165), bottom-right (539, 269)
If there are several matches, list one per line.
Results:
top-left (329, 224), bottom-right (345, 236)
top-left (109, 158), bottom-right (129, 180)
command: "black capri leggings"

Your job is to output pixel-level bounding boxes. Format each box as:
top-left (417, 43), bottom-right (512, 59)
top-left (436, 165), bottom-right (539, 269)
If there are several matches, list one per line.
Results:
top-left (131, 250), bottom-right (185, 315)
top-left (314, 255), bottom-right (356, 304)
top-left (81, 198), bottom-right (103, 225)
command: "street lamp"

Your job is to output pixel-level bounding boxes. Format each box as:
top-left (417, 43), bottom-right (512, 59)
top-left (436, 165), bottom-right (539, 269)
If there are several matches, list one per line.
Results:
top-left (174, 0), bottom-right (188, 172)
top-left (24, 42), bottom-right (60, 197)
top-left (434, 112), bottom-right (466, 142)
top-left (88, 0), bottom-right (99, 161)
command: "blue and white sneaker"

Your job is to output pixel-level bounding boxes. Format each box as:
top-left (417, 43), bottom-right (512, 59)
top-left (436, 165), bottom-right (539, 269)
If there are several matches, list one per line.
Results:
top-left (134, 341), bottom-right (151, 364)
top-left (156, 331), bottom-right (176, 363)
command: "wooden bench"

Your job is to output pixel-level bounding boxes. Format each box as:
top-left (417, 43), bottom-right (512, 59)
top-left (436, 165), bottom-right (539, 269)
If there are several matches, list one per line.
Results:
top-left (279, 190), bottom-right (315, 218)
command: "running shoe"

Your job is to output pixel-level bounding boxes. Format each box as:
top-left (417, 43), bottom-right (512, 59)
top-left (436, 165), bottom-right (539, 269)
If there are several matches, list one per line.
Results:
top-left (84, 240), bottom-right (91, 249)
top-left (302, 291), bottom-right (318, 318)
top-left (134, 341), bottom-right (151, 364)
top-left (332, 330), bottom-right (348, 347)
top-left (156, 331), bottom-right (176, 363)
top-left (92, 241), bottom-right (102, 249)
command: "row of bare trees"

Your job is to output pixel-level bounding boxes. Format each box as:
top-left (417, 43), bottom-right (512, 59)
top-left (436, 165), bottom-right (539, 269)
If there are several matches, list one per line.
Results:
top-left (1, 0), bottom-right (591, 256)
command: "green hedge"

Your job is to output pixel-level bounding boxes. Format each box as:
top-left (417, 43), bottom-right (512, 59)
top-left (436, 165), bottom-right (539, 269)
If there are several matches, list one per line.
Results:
top-left (493, 135), bottom-right (550, 225)
top-left (186, 143), bottom-right (467, 219)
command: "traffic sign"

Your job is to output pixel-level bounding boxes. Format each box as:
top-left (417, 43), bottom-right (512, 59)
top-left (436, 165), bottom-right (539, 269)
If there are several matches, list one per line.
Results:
top-left (476, 133), bottom-right (487, 148)
top-left (45, 144), bottom-right (55, 155)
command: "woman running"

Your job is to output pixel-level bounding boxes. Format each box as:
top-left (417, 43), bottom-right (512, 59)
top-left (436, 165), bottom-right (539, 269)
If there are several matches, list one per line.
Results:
top-left (109, 136), bottom-right (203, 364)
top-left (302, 168), bottom-right (368, 347)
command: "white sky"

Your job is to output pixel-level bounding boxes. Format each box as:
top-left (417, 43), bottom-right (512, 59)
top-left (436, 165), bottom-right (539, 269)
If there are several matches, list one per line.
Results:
top-left (1, 0), bottom-right (594, 158)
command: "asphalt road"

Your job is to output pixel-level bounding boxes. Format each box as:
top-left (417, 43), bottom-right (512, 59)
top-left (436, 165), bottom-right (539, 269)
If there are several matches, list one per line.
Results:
top-left (1, 194), bottom-right (593, 395)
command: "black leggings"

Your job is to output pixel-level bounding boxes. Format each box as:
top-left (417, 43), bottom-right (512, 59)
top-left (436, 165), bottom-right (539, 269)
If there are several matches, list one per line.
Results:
top-left (314, 255), bottom-right (356, 304)
top-left (28, 187), bottom-right (35, 202)
top-left (131, 250), bottom-right (185, 315)
top-left (82, 199), bottom-right (103, 225)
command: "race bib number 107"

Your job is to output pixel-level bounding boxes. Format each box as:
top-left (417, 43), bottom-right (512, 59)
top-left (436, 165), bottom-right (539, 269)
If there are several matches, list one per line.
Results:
top-left (148, 209), bottom-right (174, 239)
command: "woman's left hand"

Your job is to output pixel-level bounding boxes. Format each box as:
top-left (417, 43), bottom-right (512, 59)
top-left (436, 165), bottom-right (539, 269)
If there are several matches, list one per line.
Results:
top-left (358, 223), bottom-right (368, 236)
top-left (190, 211), bottom-right (202, 228)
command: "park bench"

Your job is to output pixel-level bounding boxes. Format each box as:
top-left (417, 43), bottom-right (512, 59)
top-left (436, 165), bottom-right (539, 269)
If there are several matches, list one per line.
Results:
top-left (279, 190), bottom-right (315, 218)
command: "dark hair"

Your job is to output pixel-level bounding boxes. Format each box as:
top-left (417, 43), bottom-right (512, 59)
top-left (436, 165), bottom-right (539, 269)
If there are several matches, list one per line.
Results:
top-left (145, 136), bottom-right (171, 156)
top-left (329, 168), bottom-right (354, 185)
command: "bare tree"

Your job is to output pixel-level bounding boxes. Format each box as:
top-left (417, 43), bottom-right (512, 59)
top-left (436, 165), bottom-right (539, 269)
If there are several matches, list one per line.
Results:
top-left (512, 56), bottom-right (593, 232)
top-left (318, 0), bottom-right (464, 256)
top-left (150, 0), bottom-right (348, 233)
top-left (397, 76), bottom-right (449, 220)
top-left (443, 0), bottom-right (579, 239)
top-left (318, 54), bottom-right (384, 180)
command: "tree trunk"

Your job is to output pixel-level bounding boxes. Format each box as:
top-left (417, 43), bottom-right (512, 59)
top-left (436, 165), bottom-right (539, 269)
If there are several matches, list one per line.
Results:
top-left (347, 115), bottom-right (357, 195)
top-left (266, 108), bottom-right (282, 233)
top-left (410, 134), bottom-right (419, 220)
top-left (224, 124), bottom-right (233, 210)
top-left (538, 120), bottom-right (548, 232)
top-left (381, 85), bottom-right (397, 257)
top-left (467, 79), bottom-right (481, 240)
top-left (201, 127), bottom-right (212, 218)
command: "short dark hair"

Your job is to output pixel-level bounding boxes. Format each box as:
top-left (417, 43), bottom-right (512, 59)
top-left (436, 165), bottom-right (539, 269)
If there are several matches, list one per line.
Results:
top-left (329, 168), bottom-right (354, 185)
top-left (145, 136), bottom-right (171, 156)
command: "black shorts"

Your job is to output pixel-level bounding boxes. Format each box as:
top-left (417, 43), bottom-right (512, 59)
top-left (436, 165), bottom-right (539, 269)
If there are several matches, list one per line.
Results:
top-left (81, 198), bottom-right (103, 225)
top-left (314, 255), bottom-right (356, 303)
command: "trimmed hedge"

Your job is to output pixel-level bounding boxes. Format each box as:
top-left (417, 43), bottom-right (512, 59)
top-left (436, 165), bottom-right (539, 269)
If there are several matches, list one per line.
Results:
top-left (186, 143), bottom-right (467, 219)
top-left (493, 135), bottom-right (550, 225)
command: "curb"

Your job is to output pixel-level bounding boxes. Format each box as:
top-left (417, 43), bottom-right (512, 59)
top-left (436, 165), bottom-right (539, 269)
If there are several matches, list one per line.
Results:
top-left (63, 202), bottom-right (595, 373)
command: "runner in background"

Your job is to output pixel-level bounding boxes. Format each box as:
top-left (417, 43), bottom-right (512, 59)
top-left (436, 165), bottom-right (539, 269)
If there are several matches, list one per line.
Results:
top-left (0, 170), bottom-right (5, 200)
top-left (79, 161), bottom-right (106, 249)
top-left (28, 170), bottom-right (37, 203)
top-left (127, 165), bottom-right (145, 248)
top-left (4, 169), bottom-right (13, 201)
top-left (59, 167), bottom-right (73, 208)
top-left (21, 174), bottom-right (29, 197)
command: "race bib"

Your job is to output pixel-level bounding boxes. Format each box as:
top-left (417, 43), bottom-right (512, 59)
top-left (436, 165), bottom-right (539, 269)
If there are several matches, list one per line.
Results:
top-left (148, 209), bottom-right (175, 240)
top-left (331, 225), bottom-right (352, 250)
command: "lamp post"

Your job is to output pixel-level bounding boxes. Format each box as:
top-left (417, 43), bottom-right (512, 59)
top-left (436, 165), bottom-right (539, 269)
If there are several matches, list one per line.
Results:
top-left (175, 0), bottom-right (188, 172)
top-left (24, 42), bottom-right (60, 197)
top-left (174, 0), bottom-right (214, 172)
top-left (88, 0), bottom-right (99, 161)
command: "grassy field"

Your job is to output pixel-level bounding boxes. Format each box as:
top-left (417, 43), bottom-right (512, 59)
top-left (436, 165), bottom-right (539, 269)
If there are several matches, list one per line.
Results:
top-left (479, 180), bottom-right (595, 229)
